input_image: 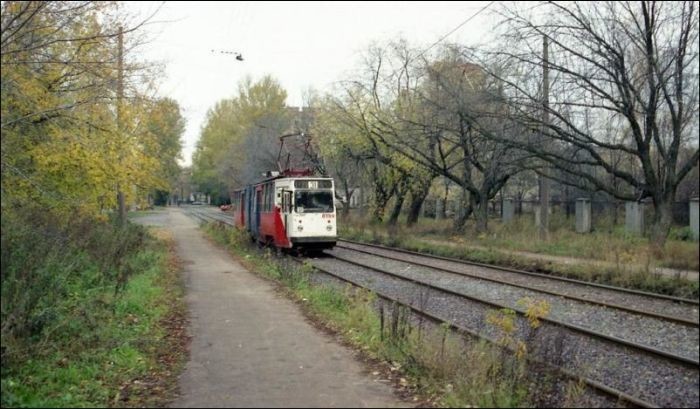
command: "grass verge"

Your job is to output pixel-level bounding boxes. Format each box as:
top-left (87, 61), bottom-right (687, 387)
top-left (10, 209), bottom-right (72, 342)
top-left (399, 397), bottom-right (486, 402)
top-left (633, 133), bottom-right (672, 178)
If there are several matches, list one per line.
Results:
top-left (1, 216), bottom-right (187, 408)
top-left (203, 222), bottom-right (584, 408)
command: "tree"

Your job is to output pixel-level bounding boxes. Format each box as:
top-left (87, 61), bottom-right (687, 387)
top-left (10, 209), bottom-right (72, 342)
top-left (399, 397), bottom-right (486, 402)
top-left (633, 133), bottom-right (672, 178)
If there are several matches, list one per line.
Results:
top-left (339, 41), bottom-right (525, 232)
top-left (192, 75), bottom-right (289, 203)
top-left (311, 95), bottom-right (365, 217)
top-left (487, 1), bottom-right (699, 247)
top-left (142, 97), bottom-right (185, 204)
top-left (327, 80), bottom-right (430, 225)
top-left (1, 1), bottom-right (173, 218)
top-left (416, 53), bottom-right (529, 232)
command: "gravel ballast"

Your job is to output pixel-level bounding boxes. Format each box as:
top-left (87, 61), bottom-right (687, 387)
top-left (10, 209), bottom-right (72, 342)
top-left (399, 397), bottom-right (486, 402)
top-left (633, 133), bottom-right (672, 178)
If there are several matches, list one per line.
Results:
top-left (309, 256), bottom-right (700, 408)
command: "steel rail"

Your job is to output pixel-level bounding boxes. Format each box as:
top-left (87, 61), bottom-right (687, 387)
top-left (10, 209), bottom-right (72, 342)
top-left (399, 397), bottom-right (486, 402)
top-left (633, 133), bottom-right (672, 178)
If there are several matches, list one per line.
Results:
top-left (335, 242), bottom-right (699, 327)
top-left (188, 209), bottom-right (698, 327)
top-left (326, 252), bottom-right (700, 367)
top-left (338, 238), bottom-right (699, 305)
top-left (290, 258), bottom-right (660, 409)
top-left (186, 208), bottom-right (664, 408)
top-left (188, 208), bottom-right (698, 321)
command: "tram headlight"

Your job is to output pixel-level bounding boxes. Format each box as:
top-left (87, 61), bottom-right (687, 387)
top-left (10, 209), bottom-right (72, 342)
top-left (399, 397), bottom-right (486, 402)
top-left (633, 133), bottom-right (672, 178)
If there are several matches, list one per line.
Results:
top-left (326, 225), bottom-right (333, 231)
top-left (297, 225), bottom-right (304, 232)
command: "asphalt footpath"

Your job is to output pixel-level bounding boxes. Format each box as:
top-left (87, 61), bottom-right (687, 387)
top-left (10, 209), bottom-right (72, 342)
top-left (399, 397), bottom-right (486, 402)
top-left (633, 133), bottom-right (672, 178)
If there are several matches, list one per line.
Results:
top-left (136, 208), bottom-right (408, 408)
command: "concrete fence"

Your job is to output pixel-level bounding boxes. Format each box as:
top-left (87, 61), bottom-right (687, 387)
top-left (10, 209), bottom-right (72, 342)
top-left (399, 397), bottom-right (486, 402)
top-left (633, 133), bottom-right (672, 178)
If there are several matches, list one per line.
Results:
top-left (358, 197), bottom-right (698, 241)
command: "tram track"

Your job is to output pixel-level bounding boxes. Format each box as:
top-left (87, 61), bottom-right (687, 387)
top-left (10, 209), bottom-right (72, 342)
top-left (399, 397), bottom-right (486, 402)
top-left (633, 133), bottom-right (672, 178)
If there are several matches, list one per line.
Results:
top-left (323, 248), bottom-right (699, 364)
top-left (184, 207), bottom-right (699, 407)
top-left (334, 240), bottom-right (699, 327)
top-left (310, 253), bottom-right (698, 407)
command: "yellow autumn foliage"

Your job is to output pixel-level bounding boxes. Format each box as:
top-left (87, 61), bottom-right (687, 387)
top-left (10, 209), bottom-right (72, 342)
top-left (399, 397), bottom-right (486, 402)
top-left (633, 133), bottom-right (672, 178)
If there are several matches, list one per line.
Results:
top-left (1, 2), bottom-right (183, 220)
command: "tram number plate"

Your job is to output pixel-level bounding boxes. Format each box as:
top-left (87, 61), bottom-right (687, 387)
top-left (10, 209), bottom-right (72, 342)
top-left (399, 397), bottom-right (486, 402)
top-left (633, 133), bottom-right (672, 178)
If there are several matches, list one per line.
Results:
top-left (322, 213), bottom-right (335, 219)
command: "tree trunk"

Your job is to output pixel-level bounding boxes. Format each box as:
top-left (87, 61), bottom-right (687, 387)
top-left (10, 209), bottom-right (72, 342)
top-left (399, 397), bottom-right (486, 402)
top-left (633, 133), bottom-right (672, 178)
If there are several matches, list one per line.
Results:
top-left (341, 186), bottom-right (353, 218)
top-left (359, 186), bottom-right (366, 217)
top-left (453, 204), bottom-right (473, 233)
top-left (406, 182), bottom-right (430, 226)
top-left (117, 189), bottom-right (127, 226)
top-left (387, 191), bottom-right (406, 226)
top-left (372, 184), bottom-right (392, 224)
top-left (438, 182), bottom-right (449, 219)
top-left (437, 198), bottom-right (446, 219)
top-left (405, 196), bottom-right (424, 226)
top-left (475, 195), bottom-right (488, 233)
top-left (372, 198), bottom-right (389, 224)
top-left (650, 197), bottom-right (673, 250)
top-left (452, 187), bottom-right (471, 233)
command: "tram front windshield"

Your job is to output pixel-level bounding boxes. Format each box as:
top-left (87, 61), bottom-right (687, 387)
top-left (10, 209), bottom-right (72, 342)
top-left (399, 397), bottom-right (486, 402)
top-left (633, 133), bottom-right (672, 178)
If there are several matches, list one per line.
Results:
top-left (295, 191), bottom-right (334, 213)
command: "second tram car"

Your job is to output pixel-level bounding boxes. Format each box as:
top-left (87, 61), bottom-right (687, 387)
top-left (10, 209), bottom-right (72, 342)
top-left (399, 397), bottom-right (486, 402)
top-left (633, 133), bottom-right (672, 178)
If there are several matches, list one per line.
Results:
top-left (231, 175), bottom-right (336, 250)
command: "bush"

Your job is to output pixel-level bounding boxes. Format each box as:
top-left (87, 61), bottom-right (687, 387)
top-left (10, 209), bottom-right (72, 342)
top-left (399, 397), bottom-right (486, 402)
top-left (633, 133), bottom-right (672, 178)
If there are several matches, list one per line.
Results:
top-left (1, 206), bottom-right (183, 408)
top-left (1, 206), bottom-right (147, 364)
top-left (669, 226), bottom-right (695, 242)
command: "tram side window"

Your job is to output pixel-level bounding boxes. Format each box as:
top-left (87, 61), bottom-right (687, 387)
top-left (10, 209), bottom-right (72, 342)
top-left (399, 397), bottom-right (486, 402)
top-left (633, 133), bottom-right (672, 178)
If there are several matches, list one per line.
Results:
top-left (267, 183), bottom-right (273, 211)
top-left (262, 186), bottom-right (267, 212)
top-left (263, 183), bottom-right (273, 212)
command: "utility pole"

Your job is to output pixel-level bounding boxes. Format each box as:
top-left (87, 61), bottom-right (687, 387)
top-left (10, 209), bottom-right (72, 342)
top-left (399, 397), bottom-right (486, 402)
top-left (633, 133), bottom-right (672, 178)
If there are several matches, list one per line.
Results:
top-left (116, 26), bottom-right (127, 226)
top-left (539, 34), bottom-right (550, 240)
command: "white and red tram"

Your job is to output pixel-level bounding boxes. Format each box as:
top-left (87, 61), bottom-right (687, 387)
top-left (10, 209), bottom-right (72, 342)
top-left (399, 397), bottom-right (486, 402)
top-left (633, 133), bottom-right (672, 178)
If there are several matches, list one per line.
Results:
top-left (231, 174), bottom-right (337, 250)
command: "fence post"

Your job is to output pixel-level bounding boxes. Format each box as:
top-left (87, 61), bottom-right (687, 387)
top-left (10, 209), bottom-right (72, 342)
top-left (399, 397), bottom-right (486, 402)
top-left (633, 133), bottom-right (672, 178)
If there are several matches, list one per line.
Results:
top-left (690, 197), bottom-right (699, 241)
top-left (575, 198), bottom-right (591, 233)
top-left (625, 201), bottom-right (644, 235)
top-left (503, 198), bottom-right (515, 224)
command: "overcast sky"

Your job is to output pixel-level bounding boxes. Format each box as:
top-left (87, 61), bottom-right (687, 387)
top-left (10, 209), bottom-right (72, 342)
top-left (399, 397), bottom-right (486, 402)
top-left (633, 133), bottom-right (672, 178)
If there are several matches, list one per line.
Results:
top-left (126, 1), bottom-right (497, 166)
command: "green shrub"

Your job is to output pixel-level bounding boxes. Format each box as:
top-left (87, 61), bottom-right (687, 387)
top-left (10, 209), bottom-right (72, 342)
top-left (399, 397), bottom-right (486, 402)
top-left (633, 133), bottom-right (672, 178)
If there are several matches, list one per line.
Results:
top-left (1, 207), bottom-right (180, 407)
top-left (669, 226), bottom-right (695, 242)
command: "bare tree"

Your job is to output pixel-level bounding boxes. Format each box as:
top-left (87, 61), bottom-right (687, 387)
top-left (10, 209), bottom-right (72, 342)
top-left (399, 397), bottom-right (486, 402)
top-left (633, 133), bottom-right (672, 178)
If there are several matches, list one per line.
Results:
top-left (344, 42), bottom-right (527, 232)
top-left (326, 75), bottom-right (421, 225)
top-left (416, 54), bottom-right (530, 232)
top-left (485, 1), bottom-right (699, 247)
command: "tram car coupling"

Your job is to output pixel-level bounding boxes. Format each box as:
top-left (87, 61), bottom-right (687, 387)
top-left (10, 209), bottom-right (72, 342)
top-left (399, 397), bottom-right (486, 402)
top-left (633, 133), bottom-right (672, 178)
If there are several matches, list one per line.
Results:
top-left (231, 175), bottom-right (337, 250)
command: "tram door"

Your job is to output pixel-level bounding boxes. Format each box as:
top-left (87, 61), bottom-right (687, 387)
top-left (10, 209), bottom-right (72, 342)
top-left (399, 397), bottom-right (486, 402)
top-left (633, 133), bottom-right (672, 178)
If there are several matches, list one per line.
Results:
top-left (240, 191), bottom-right (245, 225)
top-left (255, 188), bottom-right (262, 238)
top-left (281, 190), bottom-right (292, 238)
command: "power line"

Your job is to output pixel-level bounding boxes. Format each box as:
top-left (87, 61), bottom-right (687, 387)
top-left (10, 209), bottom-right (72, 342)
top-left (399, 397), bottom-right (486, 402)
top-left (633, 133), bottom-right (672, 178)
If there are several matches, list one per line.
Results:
top-left (414, 1), bottom-right (495, 62)
top-left (367, 1), bottom-right (495, 87)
